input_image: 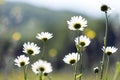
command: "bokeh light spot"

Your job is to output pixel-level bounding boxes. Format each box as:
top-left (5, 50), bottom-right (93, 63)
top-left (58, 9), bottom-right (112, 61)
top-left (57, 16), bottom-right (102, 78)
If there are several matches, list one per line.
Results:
top-left (49, 49), bottom-right (57, 57)
top-left (84, 29), bottom-right (96, 39)
top-left (12, 32), bottom-right (21, 41)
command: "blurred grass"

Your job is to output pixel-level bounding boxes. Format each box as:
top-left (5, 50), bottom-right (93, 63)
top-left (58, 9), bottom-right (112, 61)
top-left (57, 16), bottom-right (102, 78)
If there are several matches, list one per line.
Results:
top-left (0, 71), bottom-right (120, 80)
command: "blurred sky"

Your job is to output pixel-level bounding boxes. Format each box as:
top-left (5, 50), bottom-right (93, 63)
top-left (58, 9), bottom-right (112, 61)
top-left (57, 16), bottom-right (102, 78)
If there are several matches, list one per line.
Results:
top-left (6, 0), bottom-right (120, 17)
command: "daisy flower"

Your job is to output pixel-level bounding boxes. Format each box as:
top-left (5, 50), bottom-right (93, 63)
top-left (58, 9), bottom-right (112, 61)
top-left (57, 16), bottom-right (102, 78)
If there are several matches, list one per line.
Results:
top-left (67, 16), bottom-right (87, 31)
top-left (63, 52), bottom-right (80, 65)
top-left (102, 46), bottom-right (118, 56)
top-left (98, 0), bottom-right (113, 13)
top-left (23, 42), bottom-right (40, 56)
top-left (31, 59), bottom-right (52, 74)
top-left (74, 35), bottom-right (91, 47)
top-left (14, 55), bottom-right (30, 67)
top-left (93, 67), bottom-right (99, 73)
top-left (36, 32), bottom-right (53, 42)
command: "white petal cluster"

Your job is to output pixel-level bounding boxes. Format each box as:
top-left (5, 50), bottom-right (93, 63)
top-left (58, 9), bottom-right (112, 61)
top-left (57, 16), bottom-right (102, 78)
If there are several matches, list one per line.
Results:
top-left (67, 16), bottom-right (87, 31)
top-left (31, 59), bottom-right (52, 74)
top-left (75, 35), bottom-right (91, 47)
top-left (102, 46), bottom-right (118, 55)
top-left (14, 55), bottom-right (30, 67)
top-left (23, 42), bottom-right (40, 56)
top-left (63, 52), bottom-right (80, 65)
top-left (36, 32), bottom-right (53, 41)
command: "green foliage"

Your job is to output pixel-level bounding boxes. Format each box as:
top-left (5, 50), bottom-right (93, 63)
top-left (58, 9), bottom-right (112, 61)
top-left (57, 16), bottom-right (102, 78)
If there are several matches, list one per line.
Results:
top-left (76, 74), bottom-right (82, 79)
top-left (116, 62), bottom-right (120, 73)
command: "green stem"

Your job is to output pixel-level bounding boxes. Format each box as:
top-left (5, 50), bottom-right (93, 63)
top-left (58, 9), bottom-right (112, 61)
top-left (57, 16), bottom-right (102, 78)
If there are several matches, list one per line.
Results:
top-left (73, 63), bottom-right (77, 80)
top-left (23, 66), bottom-right (27, 80)
top-left (41, 42), bottom-right (46, 59)
top-left (100, 12), bottom-right (109, 80)
top-left (79, 47), bottom-right (84, 80)
top-left (39, 72), bottom-right (43, 80)
top-left (104, 56), bottom-right (110, 80)
top-left (95, 73), bottom-right (98, 80)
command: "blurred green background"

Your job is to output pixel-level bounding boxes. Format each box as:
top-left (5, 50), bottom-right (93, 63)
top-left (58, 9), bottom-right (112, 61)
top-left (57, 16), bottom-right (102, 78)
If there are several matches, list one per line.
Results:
top-left (0, 0), bottom-right (120, 80)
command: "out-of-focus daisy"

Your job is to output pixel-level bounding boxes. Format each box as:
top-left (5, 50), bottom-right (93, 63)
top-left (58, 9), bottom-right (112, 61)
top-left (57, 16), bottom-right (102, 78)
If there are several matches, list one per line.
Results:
top-left (98, 0), bottom-right (113, 13)
top-left (102, 46), bottom-right (118, 56)
top-left (31, 59), bottom-right (52, 74)
top-left (67, 16), bottom-right (87, 31)
top-left (63, 52), bottom-right (80, 65)
top-left (23, 42), bottom-right (40, 56)
top-left (74, 35), bottom-right (91, 47)
top-left (36, 32), bottom-right (53, 42)
top-left (14, 55), bottom-right (30, 67)
top-left (100, 4), bottom-right (111, 12)
top-left (93, 67), bottom-right (99, 73)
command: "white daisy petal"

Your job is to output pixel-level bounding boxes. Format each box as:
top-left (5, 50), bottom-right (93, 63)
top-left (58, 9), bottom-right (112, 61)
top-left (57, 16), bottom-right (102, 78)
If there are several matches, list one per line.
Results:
top-left (102, 46), bottom-right (118, 55)
top-left (36, 32), bottom-right (53, 42)
top-left (14, 55), bottom-right (30, 67)
top-left (67, 16), bottom-right (87, 31)
top-left (31, 59), bottom-right (53, 74)
top-left (23, 42), bottom-right (40, 56)
top-left (74, 35), bottom-right (91, 47)
top-left (63, 52), bottom-right (80, 65)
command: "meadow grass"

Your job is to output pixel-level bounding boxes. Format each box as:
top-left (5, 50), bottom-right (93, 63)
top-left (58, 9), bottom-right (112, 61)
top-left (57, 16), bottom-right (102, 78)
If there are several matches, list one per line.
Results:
top-left (1, 71), bottom-right (119, 80)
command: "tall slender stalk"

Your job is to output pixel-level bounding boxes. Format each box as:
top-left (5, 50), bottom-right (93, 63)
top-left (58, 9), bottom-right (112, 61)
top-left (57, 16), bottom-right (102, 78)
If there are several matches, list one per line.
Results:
top-left (39, 72), bottom-right (43, 80)
top-left (73, 64), bottom-right (77, 80)
top-left (23, 66), bottom-right (27, 80)
top-left (41, 42), bottom-right (46, 59)
top-left (76, 31), bottom-right (84, 80)
top-left (104, 56), bottom-right (110, 80)
top-left (100, 12), bottom-right (109, 80)
top-left (79, 47), bottom-right (84, 80)
top-left (95, 73), bottom-right (98, 80)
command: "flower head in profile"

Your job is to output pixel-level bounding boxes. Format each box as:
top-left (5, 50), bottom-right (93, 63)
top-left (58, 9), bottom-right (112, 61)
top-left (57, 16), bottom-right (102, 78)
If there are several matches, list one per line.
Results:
top-left (36, 32), bottom-right (53, 42)
top-left (63, 52), bottom-right (80, 65)
top-left (100, 4), bottom-right (111, 12)
top-left (23, 42), bottom-right (40, 56)
top-left (93, 67), bottom-right (99, 73)
top-left (74, 35), bottom-right (91, 47)
top-left (31, 59), bottom-right (52, 74)
top-left (102, 46), bottom-right (118, 56)
top-left (14, 55), bottom-right (30, 67)
top-left (67, 16), bottom-right (87, 31)
top-left (98, 0), bottom-right (112, 13)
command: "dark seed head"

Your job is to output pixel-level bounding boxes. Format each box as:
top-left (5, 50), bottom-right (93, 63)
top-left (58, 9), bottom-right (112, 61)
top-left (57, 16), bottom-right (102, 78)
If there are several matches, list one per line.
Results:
top-left (27, 49), bottom-right (34, 55)
top-left (42, 38), bottom-right (48, 42)
top-left (69, 59), bottom-right (76, 64)
top-left (39, 67), bottom-right (45, 72)
top-left (20, 62), bottom-right (25, 66)
top-left (94, 68), bottom-right (99, 73)
top-left (101, 4), bottom-right (109, 12)
top-left (80, 42), bottom-right (85, 47)
top-left (106, 51), bottom-right (112, 56)
top-left (74, 23), bottom-right (81, 29)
